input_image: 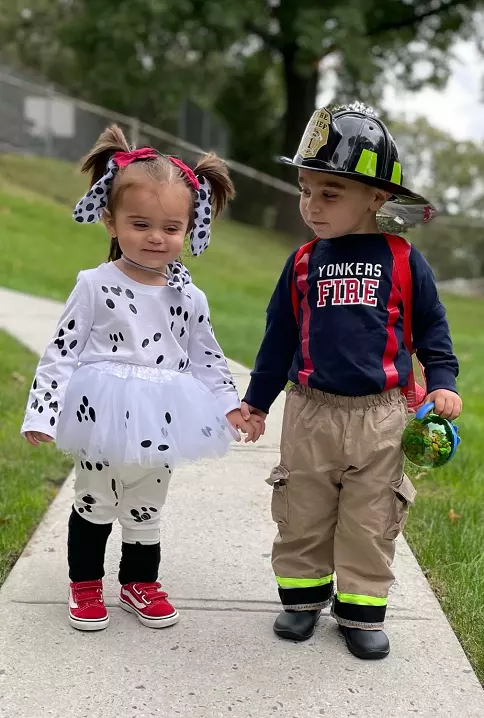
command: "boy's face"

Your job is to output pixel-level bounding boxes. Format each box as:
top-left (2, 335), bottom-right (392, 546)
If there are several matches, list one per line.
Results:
top-left (298, 169), bottom-right (390, 238)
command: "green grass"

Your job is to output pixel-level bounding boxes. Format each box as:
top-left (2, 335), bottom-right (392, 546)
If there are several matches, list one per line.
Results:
top-left (1, 154), bottom-right (484, 681)
top-left (0, 153), bottom-right (87, 209)
top-left (405, 295), bottom-right (484, 681)
top-left (0, 331), bottom-right (72, 586)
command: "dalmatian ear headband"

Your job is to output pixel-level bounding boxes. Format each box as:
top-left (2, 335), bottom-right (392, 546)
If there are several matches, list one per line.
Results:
top-left (73, 148), bottom-right (212, 257)
top-left (168, 157), bottom-right (212, 256)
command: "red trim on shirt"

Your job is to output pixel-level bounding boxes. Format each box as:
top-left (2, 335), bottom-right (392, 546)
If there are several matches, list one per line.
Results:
top-left (382, 260), bottom-right (402, 390)
top-left (294, 240), bottom-right (319, 385)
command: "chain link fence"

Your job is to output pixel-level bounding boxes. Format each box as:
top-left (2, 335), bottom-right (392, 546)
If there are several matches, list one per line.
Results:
top-left (1, 70), bottom-right (484, 283)
top-left (0, 71), bottom-right (305, 241)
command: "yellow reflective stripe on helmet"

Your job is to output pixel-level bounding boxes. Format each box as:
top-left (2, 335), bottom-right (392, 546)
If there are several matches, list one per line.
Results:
top-left (337, 592), bottom-right (387, 607)
top-left (391, 161), bottom-right (402, 184)
top-left (276, 575), bottom-right (333, 589)
top-left (355, 148), bottom-right (377, 177)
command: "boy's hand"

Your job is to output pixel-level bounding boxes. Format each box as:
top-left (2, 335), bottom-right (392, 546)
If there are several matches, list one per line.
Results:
top-left (248, 413), bottom-right (266, 442)
top-left (25, 431), bottom-right (54, 446)
top-left (423, 390), bottom-right (462, 421)
top-left (240, 401), bottom-right (268, 422)
top-left (226, 409), bottom-right (265, 443)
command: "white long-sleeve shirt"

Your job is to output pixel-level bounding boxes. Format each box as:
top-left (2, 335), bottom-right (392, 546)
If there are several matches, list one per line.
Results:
top-left (21, 262), bottom-right (239, 438)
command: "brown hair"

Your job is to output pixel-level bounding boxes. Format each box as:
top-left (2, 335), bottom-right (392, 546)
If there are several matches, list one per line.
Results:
top-left (79, 124), bottom-right (235, 262)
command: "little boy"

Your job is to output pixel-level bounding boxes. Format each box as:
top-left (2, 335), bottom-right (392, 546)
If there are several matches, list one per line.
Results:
top-left (241, 106), bottom-right (461, 660)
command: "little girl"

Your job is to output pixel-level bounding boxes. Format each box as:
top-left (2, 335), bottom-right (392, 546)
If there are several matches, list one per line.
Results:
top-left (21, 125), bottom-right (262, 632)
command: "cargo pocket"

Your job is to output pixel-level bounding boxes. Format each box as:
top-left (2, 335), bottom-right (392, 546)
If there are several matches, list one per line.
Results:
top-left (266, 464), bottom-right (290, 527)
top-left (384, 474), bottom-right (417, 540)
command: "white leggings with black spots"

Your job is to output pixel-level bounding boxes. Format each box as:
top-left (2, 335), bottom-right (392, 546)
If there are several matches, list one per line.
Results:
top-left (74, 460), bottom-right (172, 545)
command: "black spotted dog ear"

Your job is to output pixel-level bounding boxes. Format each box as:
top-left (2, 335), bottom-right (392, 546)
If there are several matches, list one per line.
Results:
top-left (190, 176), bottom-right (212, 256)
top-left (73, 158), bottom-right (118, 224)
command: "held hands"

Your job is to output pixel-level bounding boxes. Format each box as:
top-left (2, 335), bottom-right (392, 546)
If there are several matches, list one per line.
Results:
top-left (226, 407), bottom-right (266, 444)
top-left (24, 431), bottom-right (54, 447)
top-left (240, 401), bottom-right (268, 423)
top-left (238, 401), bottom-right (268, 444)
top-left (422, 389), bottom-right (462, 421)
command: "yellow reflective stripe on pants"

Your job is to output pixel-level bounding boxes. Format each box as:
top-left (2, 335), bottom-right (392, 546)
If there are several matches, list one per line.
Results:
top-left (337, 592), bottom-right (387, 607)
top-left (276, 575), bottom-right (333, 589)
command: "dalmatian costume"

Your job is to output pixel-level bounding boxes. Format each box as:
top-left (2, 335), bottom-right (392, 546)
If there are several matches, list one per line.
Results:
top-left (21, 149), bottom-right (239, 544)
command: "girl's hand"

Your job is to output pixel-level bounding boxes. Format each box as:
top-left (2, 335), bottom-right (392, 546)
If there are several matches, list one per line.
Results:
top-left (226, 409), bottom-right (265, 443)
top-left (423, 390), bottom-right (462, 421)
top-left (25, 431), bottom-right (54, 447)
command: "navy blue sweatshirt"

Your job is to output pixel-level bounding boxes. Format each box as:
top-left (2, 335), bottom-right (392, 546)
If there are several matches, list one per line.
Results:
top-left (244, 234), bottom-right (458, 414)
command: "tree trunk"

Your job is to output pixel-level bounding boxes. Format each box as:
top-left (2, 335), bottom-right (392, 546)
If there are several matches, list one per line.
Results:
top-left (280, 42), bottom-right (319, 180)
top-left (274, 43), bottom-right (319, 235)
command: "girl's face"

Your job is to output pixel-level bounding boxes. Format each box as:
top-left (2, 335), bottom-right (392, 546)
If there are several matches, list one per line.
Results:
top-left (105, 177), bottom-right (192, 269)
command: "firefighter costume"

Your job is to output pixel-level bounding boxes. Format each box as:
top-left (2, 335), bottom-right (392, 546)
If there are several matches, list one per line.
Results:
top-left (243, 106), bottom-right (458, 659)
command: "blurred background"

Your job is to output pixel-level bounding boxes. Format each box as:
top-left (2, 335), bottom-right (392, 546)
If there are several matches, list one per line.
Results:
top-left (1, 0), bottom-right (484, 285)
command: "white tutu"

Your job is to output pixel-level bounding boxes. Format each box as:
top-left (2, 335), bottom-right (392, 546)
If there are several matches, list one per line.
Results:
top-left (56, 362), bottom-right (236, 468)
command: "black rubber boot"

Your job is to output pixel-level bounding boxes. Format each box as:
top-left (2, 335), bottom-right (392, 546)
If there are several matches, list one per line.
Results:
top-left (339, 625), bottom-right (390, 659)
top-left (273, 610), bottom-right (321, 641)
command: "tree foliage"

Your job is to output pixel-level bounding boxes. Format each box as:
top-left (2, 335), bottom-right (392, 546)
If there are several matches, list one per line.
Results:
top-left (390, 117), bottom-right (484, 217)
top-left (0, 0), bottom-right (482, 175)
top-left (388, 117), bottom-right (484, 279)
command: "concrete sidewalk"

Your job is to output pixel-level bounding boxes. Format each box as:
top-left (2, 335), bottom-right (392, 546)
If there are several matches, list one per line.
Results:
top-left (0, 286), bottom-right (483, 718)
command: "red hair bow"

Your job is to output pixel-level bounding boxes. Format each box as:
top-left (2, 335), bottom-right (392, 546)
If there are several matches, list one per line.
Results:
top-left (168, 157), bottom-right (200, 191)
top-left (113, 148), bottom-right (158, 168)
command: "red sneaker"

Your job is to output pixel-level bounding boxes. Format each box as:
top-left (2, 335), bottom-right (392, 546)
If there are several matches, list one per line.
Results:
top-left (119, 582), bottom-right (179, 628)
top-left (68, 580), bottom-right (109, 631)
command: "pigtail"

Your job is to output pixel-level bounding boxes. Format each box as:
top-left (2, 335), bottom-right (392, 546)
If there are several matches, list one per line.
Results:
top-left (80, 125), bottom-right (130, 263)
top-left (80, 125), bottom-right (131, 186)
top-left (194, 153), bottom-right (235, 217)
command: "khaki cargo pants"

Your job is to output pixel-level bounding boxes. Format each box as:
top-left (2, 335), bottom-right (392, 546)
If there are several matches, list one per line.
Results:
top-left (268, 385), bottom-right (416, 629)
